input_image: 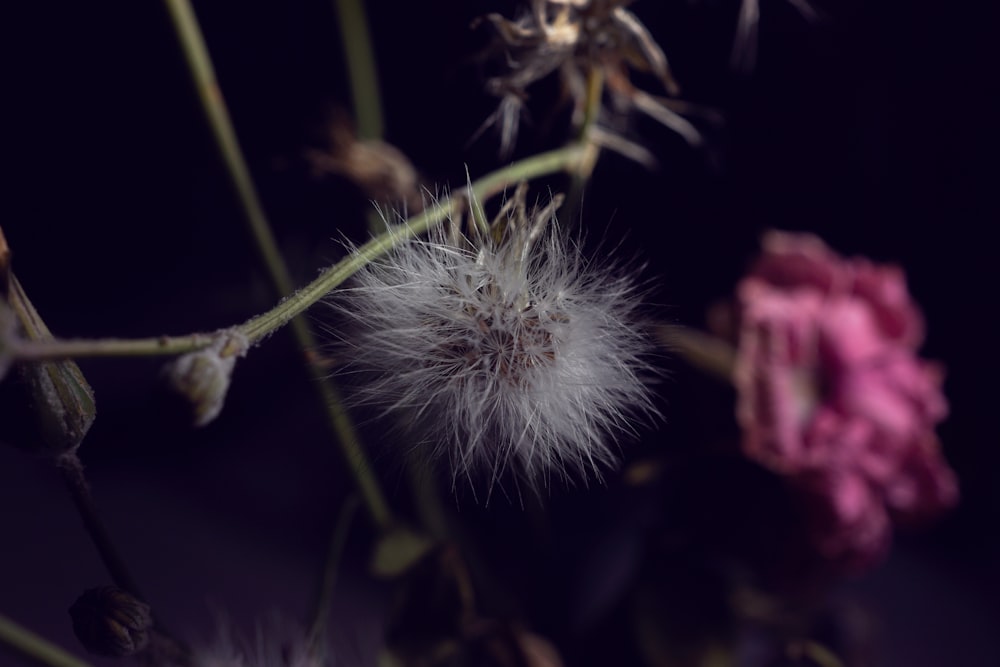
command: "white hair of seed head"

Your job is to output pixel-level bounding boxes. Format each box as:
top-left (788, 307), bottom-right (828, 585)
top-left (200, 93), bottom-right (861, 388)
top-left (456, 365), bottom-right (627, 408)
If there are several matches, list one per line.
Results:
top-left (193, 617), bottom-right (328, 667)
top-left (326, 185), bottom-right (659, 497)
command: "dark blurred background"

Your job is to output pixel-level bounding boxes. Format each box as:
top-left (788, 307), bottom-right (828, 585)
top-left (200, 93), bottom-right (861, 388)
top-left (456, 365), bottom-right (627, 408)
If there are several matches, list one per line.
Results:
top-left (3, 1), bottom-right (998, 665)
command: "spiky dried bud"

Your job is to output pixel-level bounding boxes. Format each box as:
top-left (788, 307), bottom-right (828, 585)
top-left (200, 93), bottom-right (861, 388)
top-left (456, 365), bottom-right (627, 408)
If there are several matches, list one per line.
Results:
top-left (328, 188), bottom-right (658, 492)
top-left (69, 586), bottom-right (152, 657)
top-left (474, 0), bottom-right (701, 160)
top-left (164, 330), bottom-right (248, 427)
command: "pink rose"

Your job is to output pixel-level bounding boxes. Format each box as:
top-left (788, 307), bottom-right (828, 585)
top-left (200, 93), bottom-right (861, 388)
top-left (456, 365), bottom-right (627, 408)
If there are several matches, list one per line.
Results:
top-left (733, 231), bottom-right (957, 567)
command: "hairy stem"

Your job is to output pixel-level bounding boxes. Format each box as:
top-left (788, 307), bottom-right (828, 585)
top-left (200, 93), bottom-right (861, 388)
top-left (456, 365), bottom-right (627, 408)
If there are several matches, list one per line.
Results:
top-left (163, 0), bottom-right (396, 530)
top-left (8, 143), bottom-right (587, 365)
top-left (0, 614), bottom-right (92, 667)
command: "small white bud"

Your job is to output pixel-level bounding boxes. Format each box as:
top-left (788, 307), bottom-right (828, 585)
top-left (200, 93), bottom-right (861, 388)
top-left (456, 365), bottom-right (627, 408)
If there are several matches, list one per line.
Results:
top-left (164, 330), bottom-right (248, 427)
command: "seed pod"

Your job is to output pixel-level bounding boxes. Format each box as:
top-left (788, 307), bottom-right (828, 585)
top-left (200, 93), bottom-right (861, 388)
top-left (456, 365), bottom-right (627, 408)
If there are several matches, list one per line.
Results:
top-left (68, 586), bottom-right (152, 657)
top-left (0, 274), bottom-right (96, 456)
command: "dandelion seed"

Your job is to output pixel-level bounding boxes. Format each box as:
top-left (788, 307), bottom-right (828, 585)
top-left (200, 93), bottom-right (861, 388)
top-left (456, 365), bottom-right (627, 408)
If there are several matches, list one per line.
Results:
top-left (327, 187), bottom-right (658, 494)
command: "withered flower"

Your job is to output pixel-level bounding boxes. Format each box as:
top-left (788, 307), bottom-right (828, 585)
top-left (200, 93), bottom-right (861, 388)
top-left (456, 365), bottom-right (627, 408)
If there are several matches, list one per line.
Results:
top-left (305, 111), bottom-right (422, 213)
top-left (475, 0), bottom-right (701, 163)
top-left (69, 586), bottom-right (152, 658)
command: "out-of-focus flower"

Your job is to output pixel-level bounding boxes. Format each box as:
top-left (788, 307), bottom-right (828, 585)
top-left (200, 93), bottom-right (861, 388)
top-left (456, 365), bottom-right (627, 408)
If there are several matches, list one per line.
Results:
top-left (733, 231), bottom-right (957, 567)
top-left (304, 111), bottom-right (422, 213)
top-left (327, 187), bottom-right (657, 493)
top-left (474, 0), bottom-right (701, 162)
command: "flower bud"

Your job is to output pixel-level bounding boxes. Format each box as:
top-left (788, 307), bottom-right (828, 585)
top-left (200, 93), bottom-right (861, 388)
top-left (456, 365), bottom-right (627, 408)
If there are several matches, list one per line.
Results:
top-left (69, 586), bottom-right (152, 657)
top-left (164, 330), bottom-right (248, 427)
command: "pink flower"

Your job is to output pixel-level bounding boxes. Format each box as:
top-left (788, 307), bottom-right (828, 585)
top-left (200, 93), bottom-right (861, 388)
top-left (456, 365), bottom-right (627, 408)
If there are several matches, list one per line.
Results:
top-left (733, 231), bottom-right (958, 567)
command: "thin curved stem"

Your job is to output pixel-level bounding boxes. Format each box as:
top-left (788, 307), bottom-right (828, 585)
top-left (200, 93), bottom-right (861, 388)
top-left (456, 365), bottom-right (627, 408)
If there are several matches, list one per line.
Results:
top-left (162, 0), bottom-right (295, 296)
top-left (7, 143), bottom-right (586, 365)
top-left (307, 494), bottom-right (361, 655)
top-left (58, 454), bottom-right (144, 599)
top-left (163, 0), bottom-right (395, 530)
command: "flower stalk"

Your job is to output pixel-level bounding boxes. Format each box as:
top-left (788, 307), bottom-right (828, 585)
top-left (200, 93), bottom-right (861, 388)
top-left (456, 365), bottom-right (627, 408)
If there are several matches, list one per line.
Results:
top-left (4, 144), bottom-right (587, 366)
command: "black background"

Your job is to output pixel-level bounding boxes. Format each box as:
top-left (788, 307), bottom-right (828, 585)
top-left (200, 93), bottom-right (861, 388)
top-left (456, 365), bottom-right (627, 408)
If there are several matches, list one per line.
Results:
top-left (3, 1), bottom-right (998, 665)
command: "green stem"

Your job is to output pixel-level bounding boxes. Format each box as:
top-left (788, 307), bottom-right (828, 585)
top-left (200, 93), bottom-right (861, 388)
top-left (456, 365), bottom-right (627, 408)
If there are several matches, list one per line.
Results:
top-left (0, 614), bottom-right (92, 667)
top-left (560, 66), bottom-right (604, 228)
top-left (162, 0), bottom-right (294, 296)
top-left (307, 494), bottom-right (361, 654)
top-left (163, 0), bottom-right (395, 530)
top-left (333, 0), bottom-right (383, 140)
top-left (11, 333), bottom-right (216, 361)
top-left (8, 144), bottom-right (586, 364)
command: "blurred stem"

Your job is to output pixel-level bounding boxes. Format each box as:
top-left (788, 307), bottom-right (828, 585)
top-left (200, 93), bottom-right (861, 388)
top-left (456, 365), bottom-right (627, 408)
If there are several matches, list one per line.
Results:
top-left (656, 325), bottom-right (736, 382)
top-left (162, 0), bottom-right (294, 296)
top-left (8, 144), bottom-right (586, 362)
top-left (59, 455), bottom-right (192, 666)
top-left (333, 0), bottom-right (383, 140)
top-left (163, 0), bottom-right (392, 530)
top-left (58, 454), bottom-right (144, 599)
top-left (561, 66), bottom-right (604, 228)
top-left (332, 0), bottom-right (386, 233)
top-left (406, 453), bottom-right (449, 540)
top-left (307, 494), bottom-right (360, 656)
top-left (0, 614), bottom-right (92, 667)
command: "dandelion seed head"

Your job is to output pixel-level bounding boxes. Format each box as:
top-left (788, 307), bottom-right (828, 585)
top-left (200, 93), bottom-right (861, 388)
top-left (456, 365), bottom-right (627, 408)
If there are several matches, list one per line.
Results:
top-left (328, 189), bottom-right (658, 492)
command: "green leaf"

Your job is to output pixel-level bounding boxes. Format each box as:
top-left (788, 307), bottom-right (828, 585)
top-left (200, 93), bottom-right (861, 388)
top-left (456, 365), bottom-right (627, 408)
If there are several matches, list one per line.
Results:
top-left (370, 526), bottom-right (434, 579)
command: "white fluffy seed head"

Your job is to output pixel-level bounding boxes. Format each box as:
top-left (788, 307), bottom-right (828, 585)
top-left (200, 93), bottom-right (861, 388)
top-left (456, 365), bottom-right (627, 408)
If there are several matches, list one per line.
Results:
top-left (194, 621), bottom-right (326, 667)
top-left (327, 190), bottom-right (659, 493)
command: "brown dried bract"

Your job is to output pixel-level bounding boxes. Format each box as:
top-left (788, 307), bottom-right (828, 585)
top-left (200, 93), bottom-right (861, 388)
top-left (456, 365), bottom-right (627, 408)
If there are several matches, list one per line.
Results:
top-left (474, 0), bottom-right (701, 161)
top-left (305, 111), bottom-right (423, 213)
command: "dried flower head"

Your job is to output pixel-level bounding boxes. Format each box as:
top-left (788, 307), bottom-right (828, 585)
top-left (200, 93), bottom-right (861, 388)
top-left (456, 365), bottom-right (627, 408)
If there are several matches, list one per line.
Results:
top-left (69, 586), bottom-right (152, 658)
top-left (304, 110), bottom-right (422, 213)
top-left (327, 186), bottom-right (658, 493)
top-left (474, 0), bottom-right (700, 161)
